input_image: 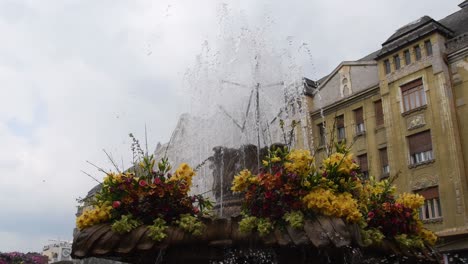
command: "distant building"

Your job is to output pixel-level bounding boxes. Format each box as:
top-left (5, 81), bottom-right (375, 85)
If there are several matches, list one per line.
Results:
top-left (305, 1), bottom-right (468, 262)
top-left (42, 240), bottom-right (72, 263)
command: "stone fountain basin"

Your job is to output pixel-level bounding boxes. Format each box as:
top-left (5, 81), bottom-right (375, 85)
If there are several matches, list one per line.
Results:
top-left (71, 215), bottom-right (438, 264)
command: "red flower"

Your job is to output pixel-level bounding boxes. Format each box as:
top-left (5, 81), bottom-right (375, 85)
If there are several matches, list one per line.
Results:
top-left (367, 211), bottom-right (375, 219)
top-left (112, 201), bottom-right (121, 209)
top-left (139, 180), bottom-right (147, 187)
top-left (154, 178), bottom-right (162, 185)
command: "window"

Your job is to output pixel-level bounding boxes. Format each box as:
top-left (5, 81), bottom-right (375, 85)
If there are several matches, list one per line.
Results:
top-left (414, 45), bottom-right (422, 61)
top-left (317, 123), bottom-right (326, 147)
top-left (374, 100), bottom-right (384, 126)
top-left (404, 50), bottom-right (411, 65)
top-left (336, 115), bottom-right (345, 141)
top-left (401, 78), bottom-right (426, 112)
top-left (384, 59), bottom-right (391, 74)
top-left (357, 154), bottom-right (369, 179)
top-left (424, 40), bottom-right (433, 56)
top-left (416, 186), bottom-right (442, 220)
top-left (394, 55), bottom-right (401, 70)
top-left (408, 131), bottom-right (433, 165)
top-left (379, 148), bottom-right (389, 176)
top-left (354, 107), bottom-right (365, 134)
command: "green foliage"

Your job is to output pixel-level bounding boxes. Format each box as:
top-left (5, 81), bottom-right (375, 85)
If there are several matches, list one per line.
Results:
top-left (238, 216), bottom-right (258, 234)
top-left (361, 227), bottom-right (385, 246)
top-left (395, 234), bottom-right (425, 249)
top-left (283, 211), bottom-right (304, 229)
top-left (147, 218), bottom-right (168, 241)
top-left (177, 214), bottom-right (204, 236)
top-left (256, 218), bottom-right (273, 236)
top-left (111, 215), bottom-right (142, 234)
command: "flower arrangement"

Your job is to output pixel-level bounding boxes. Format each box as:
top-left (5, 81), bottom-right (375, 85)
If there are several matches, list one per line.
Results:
top-left (76, 135), bottom-right (212, 241)
top-left (232, 144), bottom-right (437, 249)
top-left (232, 145), bottom-right (363, 236)
top-left (359, 177), bottom-right (437, 247)
top-left (0, 252), bottom-right (47, 264)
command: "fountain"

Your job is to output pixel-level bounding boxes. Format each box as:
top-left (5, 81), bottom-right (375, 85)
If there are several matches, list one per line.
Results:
top-left (153, 5), bottom-right (310, 218)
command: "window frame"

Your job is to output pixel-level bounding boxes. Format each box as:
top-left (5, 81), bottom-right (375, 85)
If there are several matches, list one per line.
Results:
top-left (416, 187), bottom-right (442, 220)
top-left (404, 49), bottom-right (411, 65)
top-left (379, 148), bottom-right (389, 176)
top-left (394, 54), bottom-right (401, 70)
top-left (407, 130), bottom-right (434, 166)
top-left (374, 100), bottom-right (384, 127)
top-left (414, 45), bottom-right (422, 61)
top-left (401, 79), bottom-right (426, 113)
top-left (354, 107), bottom-right (365, 135)
top-left (357, 154), bottom-right (369, 179)
top-left (424, 40), bottom-right (433, 56)
top-left (336, 115), bottom-right (345, 141)
top-left (384, 59), bottom-right (391, 74)
top-left (317, 123), bottom-right (326, 147)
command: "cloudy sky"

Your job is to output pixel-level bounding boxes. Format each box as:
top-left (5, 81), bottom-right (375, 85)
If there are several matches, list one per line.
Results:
top-left (0, 0), bottom-right (460, 253)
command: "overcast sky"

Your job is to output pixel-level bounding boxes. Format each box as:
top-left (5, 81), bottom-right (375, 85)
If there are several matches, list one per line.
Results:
top-left (0, 0), bottom-right (460, 253)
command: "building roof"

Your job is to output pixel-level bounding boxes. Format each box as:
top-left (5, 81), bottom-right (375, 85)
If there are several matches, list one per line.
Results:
top-left (306, 2), bottom-right (468, 95)
top-left (439, 4), bottom-right (468, 36)
top-left (376, 16), bottom-right (454, 59)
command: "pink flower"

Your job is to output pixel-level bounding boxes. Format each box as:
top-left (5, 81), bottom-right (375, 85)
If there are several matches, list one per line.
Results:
top-left (193, 207), bottom-right (200, 214)
top-left (112, 201), bottom-right (121, 209)
top-left (367, 211), bottom-right (375, 219)
top-left (139, 180), bottom-right (147, 187)
top-left (154, 178), bottom-right (162, 185)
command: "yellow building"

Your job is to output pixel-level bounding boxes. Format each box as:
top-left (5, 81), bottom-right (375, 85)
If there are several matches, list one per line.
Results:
top-left (305, 1), bottom-right (468, 260)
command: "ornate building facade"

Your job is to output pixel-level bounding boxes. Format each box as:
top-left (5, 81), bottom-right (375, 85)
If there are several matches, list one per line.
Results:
top-left (305, 1), bottom-right (468, 261)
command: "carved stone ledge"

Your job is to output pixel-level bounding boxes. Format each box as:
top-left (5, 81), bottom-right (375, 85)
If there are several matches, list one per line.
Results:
top-left (401, 105), bottom-right (427, 117)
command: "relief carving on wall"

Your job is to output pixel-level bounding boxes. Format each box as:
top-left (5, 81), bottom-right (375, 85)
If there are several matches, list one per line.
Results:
top-left (407, 114), bottom-right (426, 130)
top-left (411, 173), bottom-right (438, 191)
top-left (339, 66), bottom-right (352, 98)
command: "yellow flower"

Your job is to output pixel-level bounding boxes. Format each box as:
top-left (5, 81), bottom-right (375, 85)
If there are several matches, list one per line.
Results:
top-left (271, 157), bottom-right (281, 163)
top-left (231, 169), bottom-right (253, 193)
top-left (76, 204), bottom-right (112, 230)
top-left (284, 149), bottom-right (315, 176)
top-left (420, 228), bottom-right (437, 245)
top-left (322, 152), bottom-right (359, 175)
top-left (262, 160), bottom-right (269, 167)
top-left (168, 163), bottom-right (196, 193)
top-left (303, 188), bottom-right (361, 223)
top-left (396, 193), bottom-right (425, 210)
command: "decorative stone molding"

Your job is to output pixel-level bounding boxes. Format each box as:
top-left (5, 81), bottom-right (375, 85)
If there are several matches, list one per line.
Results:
top-left (339, 66), bottom-right (352, 98)
top-left (446, 33), bottom-right (468, 54)
top-left (411, 176), bottom-right (438, 191)
top-left (401, 104), bottom-right (427, 117)
top-left (406, 114), bottom-right (426, 130)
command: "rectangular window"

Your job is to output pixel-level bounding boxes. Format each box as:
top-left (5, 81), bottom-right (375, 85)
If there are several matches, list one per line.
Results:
top-left (380, 148), bottom-right (389, 176)
top-left (401, 78), bottom-right (426, 112)
top-left (414, 45), bottom-right (422, 61)
top-left (384, 59), bottom-right (391, 74)
top-left (416, 186), bottom-right (442, 220)
top-left (408, 130), bottom-right (433, 165)
top-left (317, 123), bottom-right (326, 147)
top-left (336, 115), bottom-right (345, 141)
top-left (358, 154), bottom-right (369, 179)
top-left (404, 50), bottom-right (411, 65)
top-left (425, 40), bottom-right (433, 56)
top-left (394, 55), bottom-right (401, 70)
top-left (374, 100), bottom-right (384, 126)
top-left (354, 107), bottom-right (365, 134)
